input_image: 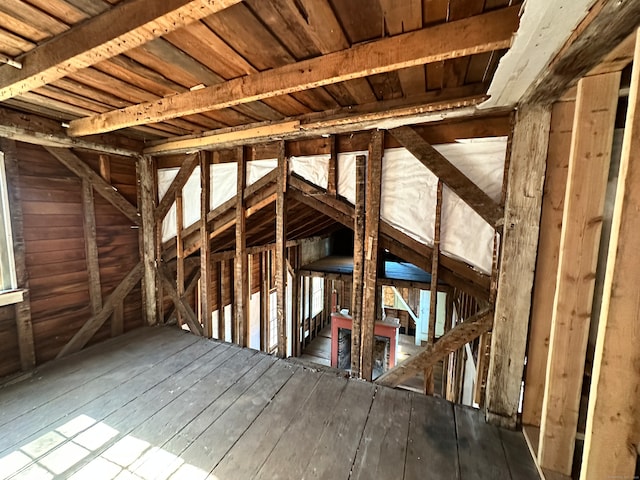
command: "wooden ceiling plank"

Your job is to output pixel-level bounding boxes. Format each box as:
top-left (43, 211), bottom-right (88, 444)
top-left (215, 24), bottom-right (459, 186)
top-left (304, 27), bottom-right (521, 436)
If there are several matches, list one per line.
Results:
top-left (389, 125), bottom-right (504, 226)
top-left (0, 27), bottom-right (35, 56)
top-left (23, 0), bottom-right (90, 25)
top-left (68, 6), bottom-right (519, 136)
top-left (0, 0), bottom-right (243, 101)
top-left (380, 0), bottom-right (426, 96)
top-left (423, 0), bottom-right (449, 90)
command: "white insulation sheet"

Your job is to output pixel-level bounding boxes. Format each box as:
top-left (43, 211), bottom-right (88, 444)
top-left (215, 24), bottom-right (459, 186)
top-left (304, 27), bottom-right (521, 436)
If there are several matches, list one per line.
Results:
top-left (158, 139), bottom-right (506, 274)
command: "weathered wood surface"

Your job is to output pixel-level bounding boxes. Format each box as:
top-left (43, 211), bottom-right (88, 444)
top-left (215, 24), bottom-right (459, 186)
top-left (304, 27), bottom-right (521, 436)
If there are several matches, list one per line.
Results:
top-left (0, 327), bottom-right (538, 479)
top-left (350, 154), bottom-right (366, 376)
top-left (485, 104), bottom-right (552, 429)
top-left (539, 72), bottom-right (619, 475)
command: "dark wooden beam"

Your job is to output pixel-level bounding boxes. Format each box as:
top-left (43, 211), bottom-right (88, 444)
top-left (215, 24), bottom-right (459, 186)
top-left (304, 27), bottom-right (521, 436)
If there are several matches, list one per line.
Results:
top-left (389, 126), bottom-right (503, 226)
top-left (523, 0), bottom-right (640, 105)
top-left (350, 154), bottom-right (366, 377)
top-left (57, 262), bottom-right (143, 358)
top-left (159, 264), bottom-right (203, 336)
top-left (200, 152), bottom-right (212, 338)
top-left (138, 155), bottom-right (158, 326)
top-left (1, 138), bottom-right (35, 370)
top-left (361, 132), bottom-right (383, 382)
top-left (275, 141), bottom-right (287, 358)
top-left (81, 179), bottom-right (102, 317)
top-left (235, 147), bottom-right (249, 347)
top-left (45, 147), bottom-right (140, 225)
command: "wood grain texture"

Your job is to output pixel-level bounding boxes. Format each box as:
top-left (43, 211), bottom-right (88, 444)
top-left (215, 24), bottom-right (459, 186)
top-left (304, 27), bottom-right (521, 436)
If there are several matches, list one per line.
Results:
top-left (522, 101), bottom-right (573, 427)
top-left (81, 179), bottom-right (102, 317)
top-left (350, 154), bottom-right (366, 376)
top-left (485, 104), bottom-right (552, 430)
top-left (275, 141), bottom-right (287, 357)
top-left (68, 6), bottom-right (519, 136)
top-left (154, 153), bottom-right (198, 222)
top-left (137, 155), bottom-right (158, 327)
top-left (539, 72), bottom-right (619, 475)
top-left (581, 32), bottom-right (640, 479)
top-left (0, 0), bottom-right (242, 101)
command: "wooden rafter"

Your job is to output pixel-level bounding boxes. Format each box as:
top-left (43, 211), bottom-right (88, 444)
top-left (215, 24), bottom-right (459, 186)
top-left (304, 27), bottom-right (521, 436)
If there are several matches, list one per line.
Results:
top-left (389, 126), bottom-right (503, 226)
top-left (57, 262), bottom-right (143, 358)
top-left (0, 0), bottom-right (242, 101)
top-left (376, 307), bottom-right (494, 388)
top-left (67, 6), bottom-right (519, 136)
top-left (45, 147), bottom-right (141, 225)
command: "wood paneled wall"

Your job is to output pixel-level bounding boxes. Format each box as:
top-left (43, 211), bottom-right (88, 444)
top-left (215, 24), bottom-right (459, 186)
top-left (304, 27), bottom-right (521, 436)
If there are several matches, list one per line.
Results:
top-left (0, 142), bottom-right (142, 373)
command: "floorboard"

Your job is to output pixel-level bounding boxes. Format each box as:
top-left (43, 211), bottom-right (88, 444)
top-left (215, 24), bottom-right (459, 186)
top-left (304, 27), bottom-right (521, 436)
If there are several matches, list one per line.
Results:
top-left (0, 326), bottom-right (539, 480)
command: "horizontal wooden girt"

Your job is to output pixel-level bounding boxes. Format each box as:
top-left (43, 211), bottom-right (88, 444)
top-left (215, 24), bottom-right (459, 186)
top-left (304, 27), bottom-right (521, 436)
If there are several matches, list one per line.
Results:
top-left (67, 6), bottom-right (520, 136)
top-left (0, 0), bottom-right (242, 101)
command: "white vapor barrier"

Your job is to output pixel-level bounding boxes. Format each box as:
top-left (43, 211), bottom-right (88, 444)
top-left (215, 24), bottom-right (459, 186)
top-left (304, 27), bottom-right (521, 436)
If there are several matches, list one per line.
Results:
top-left (157, 139), bottom-right (505, 273)
top-left (290, 154), bottom-right (330, 188)
top-left (158, 160), bottom-right (276, 242)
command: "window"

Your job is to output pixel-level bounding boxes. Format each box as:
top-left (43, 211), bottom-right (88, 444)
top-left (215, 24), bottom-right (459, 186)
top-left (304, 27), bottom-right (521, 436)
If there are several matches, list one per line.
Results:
top-left (0, 151), bottom-right (17, 293)
top-left (311, 277), bottom-right (323, 318)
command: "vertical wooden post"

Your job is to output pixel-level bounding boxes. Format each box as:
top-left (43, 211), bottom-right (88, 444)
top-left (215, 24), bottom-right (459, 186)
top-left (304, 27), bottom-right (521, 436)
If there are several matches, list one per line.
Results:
top-left (327, 135), bottom-right (338, 197)
top-left (522, 100), bottom-right (574, 426)
top-left (581, 32), bottom-right (640, 479)
top-left (200, 152), bottom-right (212, 338)
top-left (235, 146), bottom-right (249, 347)
top-left (81, 179), bottom-right (102, 317)
top-left (137, 155), bottom-right (158, 326)
top-left (215, 260), bottom-right (223, 340)
top-left (1, 139), bottom-right (35, 370)
top-left (260, 251), bottom-right (269, 352)
top-left (539, 72), bottom-right (620, 475)
top-left (292, 271), bottom-right (301, 356)
top-left (175, 190), bottom-right (185, 326)
top-left (424, 180), bottom-right (443, 394)
top-left (350, 154), bottom-right (366, 376)
top-left (228, 257), bottom-right (234, 342)
top-left (275, 141), bottom-right (288, 358)
top-left (361, 131), bottom-right (383, 381)
top-left (485, 104), bottom-right (552, 429)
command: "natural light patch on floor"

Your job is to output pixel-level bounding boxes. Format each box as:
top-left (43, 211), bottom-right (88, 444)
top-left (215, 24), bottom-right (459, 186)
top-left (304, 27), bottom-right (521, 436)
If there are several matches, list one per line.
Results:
top-left (0, 414), bottom-right (218, 480)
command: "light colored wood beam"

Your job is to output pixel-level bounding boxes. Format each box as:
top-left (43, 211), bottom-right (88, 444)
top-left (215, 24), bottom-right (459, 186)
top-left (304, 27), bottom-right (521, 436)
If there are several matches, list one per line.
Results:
top-left (57, 262), bottom-right (143, 358)
top-left (522, 101), bottom-right (573, 427)
top-left (143, 86), bottom-right (489, 156)
top-left (361, 132), bottom-right (383, 382)
top-left (0, 0), bottom-right (242, 101)
top-left (539, 72), bottom-right (620, 475)
top-left (68, 6), bottom-right (519, 136)
top-left (45, 147), bottom-right (140, 225)
top-left (485, 104), bottom-right (552, 430)
top-left (377, 307), bottom-right (493, 388)
top-left (389, 126), bottom-right (504, 226)
top-left (581, 31), bottom-right (640, 479)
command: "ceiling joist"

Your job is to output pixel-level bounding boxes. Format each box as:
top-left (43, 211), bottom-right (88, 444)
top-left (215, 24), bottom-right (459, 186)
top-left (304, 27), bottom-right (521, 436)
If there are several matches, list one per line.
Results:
top-left (0, 0), bottom-right (242, 102)
top-left (67, 5), bottom-right (520, 137)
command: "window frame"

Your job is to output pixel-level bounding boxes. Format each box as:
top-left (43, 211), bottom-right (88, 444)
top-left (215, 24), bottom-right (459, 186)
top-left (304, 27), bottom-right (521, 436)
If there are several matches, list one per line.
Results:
top-left (0, 150), bottom-right (18, 295)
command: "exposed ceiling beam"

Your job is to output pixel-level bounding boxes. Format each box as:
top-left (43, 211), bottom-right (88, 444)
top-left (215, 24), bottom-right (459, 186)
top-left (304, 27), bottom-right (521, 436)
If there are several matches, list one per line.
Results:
top-left (522, 0), bottom-right (640, 105)
top-left (144, 85), bottom-right (493, 156)
top-left (389, 126), bottom-right (504, 227)
top-left (67, 5), bottom-right (520, 137)
top-left (0, 107), bottom-right (142, 156)
top-left (0, 0), bottom-right (242, 102)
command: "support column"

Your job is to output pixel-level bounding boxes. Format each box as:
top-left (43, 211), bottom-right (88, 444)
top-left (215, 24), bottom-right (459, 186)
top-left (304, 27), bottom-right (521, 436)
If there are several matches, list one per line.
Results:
top-left (539, 72), bottom-right (619, 475)
top-left (522, 100), bottom-right (574, 426)
top-left (350, 154), bottom-right (366, 376)
top-left (235, 147), bottom-right (249, 347)
top-left (200, 152), bottom-right (212, 338)
top-left (137, 155), bottom-right (158, 326)
top-left (361, 131), bottom-right (383, 381)
top-left (485, 104), bottom-right (552, 429)
top-left (275, 141), bottom-right (288, 358)
top-left (581, 32), bottom-right (640, 479)
top-left (425, 180), bottom-right (443, 394)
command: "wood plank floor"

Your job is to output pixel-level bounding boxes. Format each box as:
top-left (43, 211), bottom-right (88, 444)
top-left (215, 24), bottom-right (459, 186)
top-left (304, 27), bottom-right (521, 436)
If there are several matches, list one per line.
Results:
top-left (0, 327), bottom-right (539, 480)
